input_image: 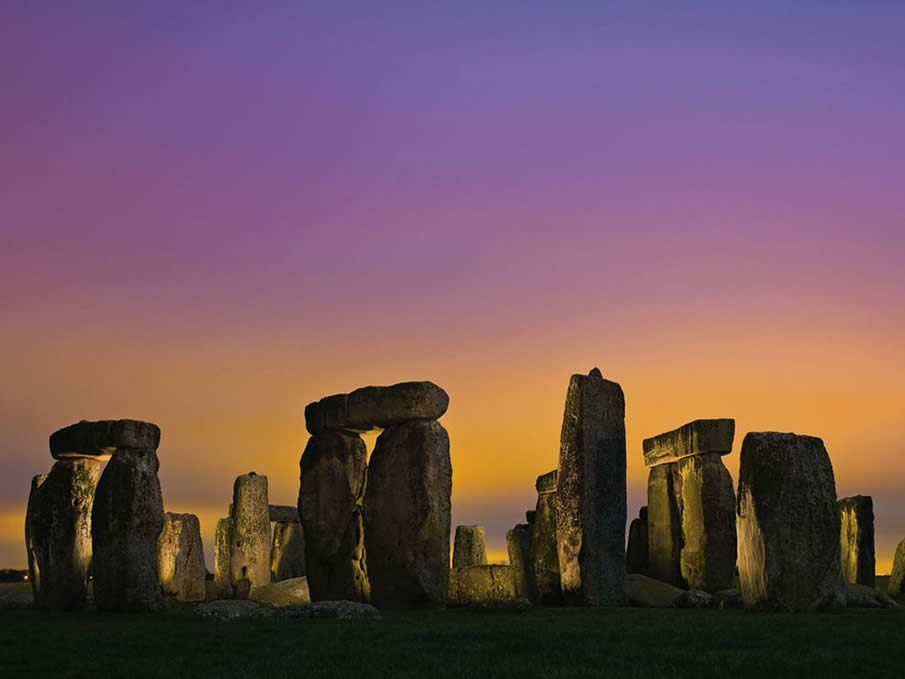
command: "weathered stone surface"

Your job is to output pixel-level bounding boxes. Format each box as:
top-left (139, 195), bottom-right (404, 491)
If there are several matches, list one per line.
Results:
top-left (271, 520), bottom-right (306, 582)
top-left (675, 589), bottom-right (714, 609)
top-left (92, 447), bottom-right (164, 611)
top-left (250, 577), bottom-right (312, 607)
top-left (452, 525), bottom-right (487, 568)
top-left (643, 419), bottom-right (735, 468)
top-left (448, 565), bottom-right (516, 605)
top-left (839, 495), bottom-right (875, 587)
top-left (157, 512), bottom-right (206, 602)
top-left (890, 537), bottom-right (905, 599)
top-left (231, 473), bottom-right (271, 592)
top-left (624, 574), bottom-right (684, 608)
top-left (677, 454), bottom-right (737, 591)
top-left (507, 523), bottom-right (536, 601)
top-left (364, 420), bottom-right (451, 608)
top-left (29, 460), bottom-right (100, 610)
top-left (25, 473), bottom-right (47, 604)
top-left (646, 463), bottom-right (684, 587)
top-left (845, 583), bottom-right (901, 609)
top-left (555, 368), bottom-right (627, 606)
top-left (195, 599), bottom-right (271, 621)
top-left (269, 505), bottom-right (300, 523)
top-left (626, 506), bottom-right (648, 575)
top-left (536, 470), bottom-right (558, 494)
top-left (214, 517), bottom-right (237, 598)
top-left (737, 432), bottom-right (845, 612)
top-left (531, 470), bottom-right (561, 605)
top-left (275, 600), bottom-right (381, 620)
top-left (298, 431), bottom-right (369, 602)
top-left (50, 419), bottom-right (160, 460)
top-left (305, 381), bottom-right (449, 434)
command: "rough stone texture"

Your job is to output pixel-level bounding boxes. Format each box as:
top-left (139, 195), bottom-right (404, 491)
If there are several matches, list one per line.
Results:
top-left (555, 368), bottom-right (627, 606)
top-left (532, 470), bottom-right (561, 604)
top-left (157, 512), bottom-right (206, 602)
top-left (452, 525), bottom-right (487, 568)
top-left (195, 600), bottom-right (271, 621)
top-left (507, 523), bottom-right (536, 601)
top-left (305, 381), bottom-right (449, 434)
top-left (623, 574), bottom-right (684, 608)
top-left (646, 463), bottom-right (684, 587)
top-left (25, 473), bottom-right (47, 604)
top-left (737, 432), bottom-right (845, 612)
top-left (675, 589), bottom-right (715, 609)
top-left (275, 600), bottom-right (381, 620)
top-left (839, 495), bottom-right (875, 587)
top-left (676, 454), bottom-right (737, 591)
top-left (448, 565), bottom-right (516, 605)
top-left (364, 420), bottom-right (451, 608)
top-left (845, 583), bottom-right (901, 609)
top-left (50, 419), bottom-right (160, 461)
top-left (29, 460), bottom-right (100, 610)
top-left (92, 447), bottom-right (164, 611)
top-left (271, 520), bottom-right (306, 582)
top-left (890, 537), bottom-right (905, 599)
top-left (214, 517), bottom-right (236, 598)
top-left (269, 505), bottom-right (299, 523)
top-left (642, 418), bottom-right (735, 468)
top-left (250, 577), bottom-right (312, 607)
top-left (230, 473), bottom-right (271, 592)
top-left (626, 506), bottom-right (648, 575)
top-left (298, 431), bottom-right (369, 602)
top-left (713, 588), bottom-right (744, 609)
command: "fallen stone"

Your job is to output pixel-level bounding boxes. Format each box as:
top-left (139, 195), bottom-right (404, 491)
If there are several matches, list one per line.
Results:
top-left (25, 473), bottom-right (47, 603)
top-left (713, 589), bottom-right (744, 609)
top-left (448, 565), bottom-right (517, 606)
top-left (195, 599), bottom-right (272, 621)
top-left (642, 419), bottom-right (735, 468)
top-left (507, 523), bottom-right (536, 601)
top-left (49, 419), bottom-right (160, 461)
top-left (230, 473), bottom-right (271, 591)
top-left (269, 505), bottom-right (299, 523)
top-left (158, 512), bottom-right (206, 602)
top-left (890, 537), bottom-right (905, 599)
top-left (274, 600), bottom-right (381, 620)
top-left (271, 520), bottom-right (306, 582)
top-left (675, 589), bottom-right (714, 609)
top-left (532, 470), bottom-right (561, 605)
top-left (626, 506), bottom-right (648, 575)
top-left (646, 463), bottom-right (684, 587)
top-left (737, 432), bottom-right (845, 612)
top-left (305, 381), bottom-right (449, 434)
top-left (251, 577), bottom-right (312, 608)
top-left (839, 495), bottom-right (875, 587)
top-left (364, 419), bottom-right (451, 608)
top-left (0, 591), bottom-right (35, 610)
top-left (452, 525), bottom-right (487, 568)
top-left (555, 368), bottom-right (627, 606)
top-left (624, 574), bottom-right (684, 608)
top-left (467, 598), bottom-right (532, 613)
top-left (845, 583), bottom-right (901, 609)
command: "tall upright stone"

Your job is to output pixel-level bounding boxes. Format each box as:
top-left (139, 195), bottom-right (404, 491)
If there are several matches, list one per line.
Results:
top-left (453, 525), bottom-right (487, 568)
top-left (298, 431), bottom-right (369, 602)
top-left (271, 520), bottom-right (306, 582)
top-left (838, 495), bottom-right (875, 587)
top-left (626, 506), bottom-right (648, 574)
top-left (646, 464), bottom-right (684, 586)
top-left (532, 470), bottom-right (561, 604)
top-left (507, 523), bottom-right (536, 600)
top-left (158, 512), bottom-right (206, 602)
top-left (889, 537), bottom-right (905, 599)
top-left (554, 368), bottom-right (626, 606)
top-left (29, 460), bottom-right (100, 610)
top-left (736, 432), bottom-right (845, 611)
top-left (25, 473), bottom-right (47, 604)
top-left (92, 447), bottom-right (165, 611)
top-left (214, 517), bottom-right (237, 598)
top-left (364, 419), bottom-right (452, 608)
top-left (230, 473), bottom-right (271, 592)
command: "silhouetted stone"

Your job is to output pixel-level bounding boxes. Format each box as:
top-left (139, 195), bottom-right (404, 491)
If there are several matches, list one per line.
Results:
top-left (298, 431), bottom-right (369, 602)
top-left (25, 473), bottom-right (47, 604)
top-left (448, 565), bottom-right (516, 605)
top-left (214, 517), bottom-right (236, 598)
top-left (230, 473), bottom-right (271, 592)
top-left (250, 577), bottom-right (311, 607)
top-left (623, 574), bottom-right (684, 608)
top-left (531, 470), bottom-right (561, 605)
top-left (50, 419), bottom-right (160, 461)
top-left (30, 460), bottom-right (100, 610)
top-left (364, 420), bottom-right (451, 608)
top-left (158, 512), bottom-right (206, 602)
top-left (737, 432), bottom-right (845, 612)
top-left (269, 505), bottom-right (299, 523)
top-left (555, 368), bottom-right (627, 606)
top-left (647, 464), bottom-right (684, 587)
top-left (626, 506), bottom-right (648, 574)
top-left (452, 525), bottom-right (487, 568)
top-left (890, 538), bottom-right (905, 599)
top-left (271, 520), bottom-right (306, 582)
top-left (838, 495), bottom-right (875, 587)
top-left (305, 381), bottom-right (449, 434)
top-left (526, 510), bottom-right (536, 524)
top-left (92, 447), bottom-right (164, 611)
top-left (643, 419), bottom-right (734, 468)
top-left (507, 523), bottom-right (536, 600)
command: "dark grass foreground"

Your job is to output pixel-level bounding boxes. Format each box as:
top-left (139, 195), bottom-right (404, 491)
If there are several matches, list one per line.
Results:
top-left (3, 594), bottom-right (905, 679)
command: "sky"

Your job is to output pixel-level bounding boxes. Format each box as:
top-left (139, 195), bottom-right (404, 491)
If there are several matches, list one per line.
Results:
top-left (2, 1), bottom-right (904, 572)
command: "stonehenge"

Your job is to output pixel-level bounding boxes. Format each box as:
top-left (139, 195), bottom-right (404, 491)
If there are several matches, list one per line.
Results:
top-left (158, 512), bottom-right (206, 602)
top-left (214, 473), bottom-right (273, 597)
top-left (452, 525), bottom-right (487, 568)
top-left (736, 432), bottom-right (845, 611)
top-left (507, 523), bottom-right (536, 600)
top-left (531, 470), bottom-right (561, 604)
top-left (890, 538), bottom-right (905, 599)
top-left (625, 506), bottom-right (648, 575)
top-left (271, 519), bottom-right (306, 582)
top-left (838, 495), bottom-right (875, 587)
top-left (448, 565), bottom-right (516, 605)
top-left (24, 473), bottom-right (47, 604)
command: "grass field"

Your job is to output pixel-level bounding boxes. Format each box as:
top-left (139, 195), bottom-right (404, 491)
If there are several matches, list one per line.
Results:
top-left (3, 582), bottom-right (904, 679)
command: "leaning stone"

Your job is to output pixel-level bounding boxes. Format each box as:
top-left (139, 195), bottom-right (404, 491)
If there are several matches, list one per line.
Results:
top-left (448, 565), bottom-right (517, 606)
top-left (49, 419), bottom-right (161, 461)
top-left (845, 583), bottom-right (901, 609)
top-left (25, 473), bottom-right (47, 604)
top-left (28, 461), bottom-right (99, 610)
top-left (452, 525), bottom-right (487, 568)
top-left (298, 431), bottom-right (369, 602)
top-left (271, 520), bottom-right (306, 582)
top-left (890, 537), bottom-right (905, 599)
top-left (305, 381), bottom-right (449, 434)
top-left (231, 473), bottom-right (271, 591)
top-left (364, 420), bottom-right (451, 608)
top-left (269, 505), bottom-right (299, 523)
top-left (531, 470), bottom-right (561, 605)
top-left (737, 432), bottom-right (845, 612)
top-left (92, 447), bottom-right (165, 611)
top-left (275, 600), bottom-right (381, 620)
top-left (555, 368), bottom-right (627, 606)
top-left (195, 599), bottom-right (273, 621)
top-left (250, 577), bottom-right (312, 608)
top-left (214, 517), bottom-right (236, 599)
top-left (675, 589), bottom-right (714, 609)
top-left (625, 506), bottom-right (648, 575)
top-left (157, 512), bottom-right (206, 602)
top-left (646, 463), bottom-right (684, 587)
top-left (507, 523), bottom-right (536, 601)
top-left (642, 419), bottom-right (735, 468)
top-left (624, 573), bottom-right (684, 608)
top-left (838, 495), bottom-right (875, 587)
top-left (467, 598), bottom-right (532, 613)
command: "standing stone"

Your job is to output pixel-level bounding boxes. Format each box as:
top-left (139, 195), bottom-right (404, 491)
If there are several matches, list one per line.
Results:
top-left (453, 525), bottom-right (487, 568)
top-left (363, 419), bottom-right (451, 608)
top-left (646, 464), bottom-right (684, 586)
top-left (92, 447), bottom-right (165, 611)
top-left (532, 470), bottom-right (561, 604)
top-left (158, 512), bottom-right (206, 602)
top-left (271, 520), bottom-right (306, 582)
top-left (24, 473), bottom-right (47, 604)
top-left (214, 517), bottom-right (237, 599)
top-left (736, 432), bottom-right (845, 611)
top-left (269, 505), bottom-right (300, 523)
top-left (676, 454), bottom-right (737, 591)
top-left (626, 506), bottom-right (648, 575)
top-left (838, 495), bottom-right (875, 588)
top-left (230, 473), bottom-right (271, 592)
top-left (29, 460), bottom-right (100, 610)
top-left (507, 523), bottom-right (536, 601)
top-left (298, 431), bottom-right (369, 602)
top-left (555, 368), bottom-right (627, 606)
top-left (889, 537), bottom-right (905, 599)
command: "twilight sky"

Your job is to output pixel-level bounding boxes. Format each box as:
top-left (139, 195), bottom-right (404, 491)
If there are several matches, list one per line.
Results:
top-left (2, 1), bottom-right (904, 570)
